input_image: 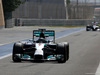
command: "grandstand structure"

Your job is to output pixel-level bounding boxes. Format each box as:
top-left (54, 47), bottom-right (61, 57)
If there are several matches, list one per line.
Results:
top-left (12, 0), bottom-right (67, 19)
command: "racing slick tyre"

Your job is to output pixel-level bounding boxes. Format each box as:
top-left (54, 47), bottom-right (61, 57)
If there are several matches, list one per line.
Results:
top-left (12, 43), bottom-right (23, 62)
top-left (86, 27), bottom-right (89, 31)
top-left (56, 43), bottom-right (69, 63)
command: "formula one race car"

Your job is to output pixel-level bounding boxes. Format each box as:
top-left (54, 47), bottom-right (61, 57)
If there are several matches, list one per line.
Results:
top-left (12, 29), bottom-right (69, 63)
top-left (86, 21), bottom-right (100, 31)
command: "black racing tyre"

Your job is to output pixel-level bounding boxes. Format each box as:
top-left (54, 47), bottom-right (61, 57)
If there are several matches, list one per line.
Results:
top-left (12, 43), bottom-right (23, 62)
top-left (86, 27), bottom-right (89, 31)
top-left (56, 43), bottom-right (69, 63)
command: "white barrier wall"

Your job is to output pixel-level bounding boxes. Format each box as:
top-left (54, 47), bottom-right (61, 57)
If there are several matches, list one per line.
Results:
top-left (15, 19), bottom-right (93, 26)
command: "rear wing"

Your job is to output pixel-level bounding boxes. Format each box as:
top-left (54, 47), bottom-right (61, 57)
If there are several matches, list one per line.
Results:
top-left (33, 29), bottom-right (55, 42)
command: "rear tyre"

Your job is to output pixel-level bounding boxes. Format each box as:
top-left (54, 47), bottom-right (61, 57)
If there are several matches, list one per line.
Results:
top-left (12, 43), bottom-right (23, 62)
top-left (56, 43), bottom-right (69, 63)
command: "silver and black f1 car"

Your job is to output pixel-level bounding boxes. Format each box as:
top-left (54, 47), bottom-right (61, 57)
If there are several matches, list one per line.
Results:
top-left (86, 21), bottom-right (100, 31)
top-left (12, 29), bottom-right (69, 63)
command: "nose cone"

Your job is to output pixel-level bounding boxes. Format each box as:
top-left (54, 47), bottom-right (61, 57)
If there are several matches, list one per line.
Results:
top-left (34, 43), bottom-right (45, 55)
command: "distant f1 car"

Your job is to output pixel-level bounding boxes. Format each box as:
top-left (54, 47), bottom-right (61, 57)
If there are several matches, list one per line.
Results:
top-left (12, 29), bottom-right (69, 63)
top-left (86, 21), bottom-right (100, 31)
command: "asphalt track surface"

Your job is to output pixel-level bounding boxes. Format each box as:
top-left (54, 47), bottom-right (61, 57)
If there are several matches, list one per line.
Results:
top-left (0, 26), bottom-right (100, 75)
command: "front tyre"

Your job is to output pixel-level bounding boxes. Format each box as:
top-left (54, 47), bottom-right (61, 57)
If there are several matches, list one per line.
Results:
top-left (12, 43), bottom-right (23, 62)
top-left (86, 27), bottom-right (89, 31)
top-left (56, 43), bottom-right (69, 63)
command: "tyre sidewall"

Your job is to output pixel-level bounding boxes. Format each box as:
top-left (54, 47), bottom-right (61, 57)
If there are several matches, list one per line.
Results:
top-left (12, 43), bottom-right (23, 62)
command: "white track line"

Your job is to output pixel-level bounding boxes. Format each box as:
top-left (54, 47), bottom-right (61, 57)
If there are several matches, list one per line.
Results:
top-left (0, 44), bottom-right (4, 46)
top-left (95, 63), bottom-right (100, 75)
top-left (86, 73), bottom-right (95, 74)
top-left (0, 28), bottom-right (85, 60)
top-left (0, 53), bottom-right (12, 60)
top-left (0, 43), bottom-right (11, 46)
